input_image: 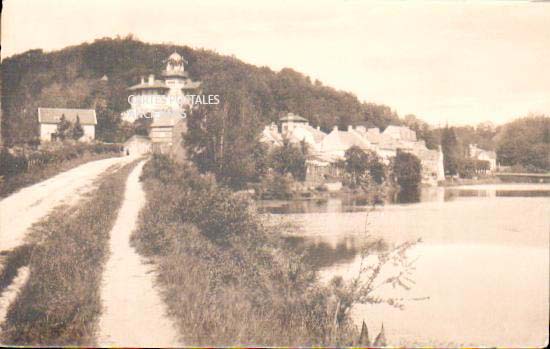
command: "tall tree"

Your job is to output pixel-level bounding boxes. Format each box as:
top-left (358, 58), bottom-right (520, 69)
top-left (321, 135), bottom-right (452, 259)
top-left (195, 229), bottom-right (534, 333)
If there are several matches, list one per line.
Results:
top-left (56, 114), bottom-right (71, 141)
top-left (440, 126), bottom-right (461, 176)
top-left (393, 150), bottom-right (422, 190)
top-left (71, 115), bottom-right (84, 140)
top-left (269, 139), bottom-right (307, 181)
top-left (344, 146), bottom-right (370, 186)
top-left (185, 77), bottom-right (267, 188)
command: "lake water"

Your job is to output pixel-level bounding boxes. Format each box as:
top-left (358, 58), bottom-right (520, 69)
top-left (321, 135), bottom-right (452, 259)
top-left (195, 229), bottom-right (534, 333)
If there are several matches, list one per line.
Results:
top-left (260, 184), bottom-right (550, 347)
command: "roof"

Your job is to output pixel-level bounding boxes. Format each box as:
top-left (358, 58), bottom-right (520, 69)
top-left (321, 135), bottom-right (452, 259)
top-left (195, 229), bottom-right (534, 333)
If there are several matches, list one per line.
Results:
top-left (365, 128), bottom-right (382, 144)
top-left (279, 112), bottom-right (308, 123)
top-left (128, 80), bottom-right (170, 91)
top-left (38, 108), bottom-right (97, 125)
top-left (302, 125), bottom-right (327, 143)
top-left (168, 52), bottom-right (183, 61)
top-left (383, 125), bottom-right (417, 142)
top-left (470, 144), bottom-right (496, 160)
top-left (321, 129), bottom-right (371, 152)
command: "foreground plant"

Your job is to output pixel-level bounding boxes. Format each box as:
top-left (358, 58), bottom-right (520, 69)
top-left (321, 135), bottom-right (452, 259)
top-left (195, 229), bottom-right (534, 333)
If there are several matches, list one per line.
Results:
top-left (132, 155), bottom-right (420, 346)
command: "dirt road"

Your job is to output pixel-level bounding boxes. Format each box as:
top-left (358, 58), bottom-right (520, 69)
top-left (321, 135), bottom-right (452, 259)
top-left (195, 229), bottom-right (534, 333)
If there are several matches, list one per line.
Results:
top-left (97, 160), bottom-right (182, 347)
top-left (0, 156), bottom-right (135, 252)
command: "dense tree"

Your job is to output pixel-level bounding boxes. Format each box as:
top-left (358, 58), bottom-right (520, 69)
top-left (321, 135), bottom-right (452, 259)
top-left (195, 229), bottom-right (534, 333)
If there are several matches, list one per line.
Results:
top-left (393, 150), bottom-right (422, 190)
top-left (71, 115), bottom-right (84, 140)
top-left (268, 140), bottom-right (307, 181)
top-left (55, 114), bottom-right (71, 140)
top-left (1, 36), bottom-right (430, 147)
top-left (344, 146), bottom-right (386, 187)
top-left (344, 146), bottom-right (370, 186)
top-left (440, 126), bottom-right (461, 176)
top-left (133, 116), bottom-right (152, 136)
top-left (185, 75), bottom-right (268, 188)
top-left (495, 115), bottom-right (550, 171)
top-left (403, 114), bottom-right (439, 150)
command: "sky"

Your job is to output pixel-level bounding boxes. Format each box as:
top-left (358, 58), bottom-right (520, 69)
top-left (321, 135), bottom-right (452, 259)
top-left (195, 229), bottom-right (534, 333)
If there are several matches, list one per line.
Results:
top-left (2, 0), bottom-right (550, 126)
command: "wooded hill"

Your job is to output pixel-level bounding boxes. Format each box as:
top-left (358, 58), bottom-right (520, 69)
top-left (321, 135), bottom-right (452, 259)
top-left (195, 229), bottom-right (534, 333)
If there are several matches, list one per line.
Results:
top-left (1, 35), bottom-right (403, 145)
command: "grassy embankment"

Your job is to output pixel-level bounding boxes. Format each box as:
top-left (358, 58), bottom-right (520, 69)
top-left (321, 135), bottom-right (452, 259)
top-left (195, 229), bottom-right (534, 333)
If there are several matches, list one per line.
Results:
top-left (131, 155), bottom-right (358, 346)
top-left (0, 160), bottom-right (140, 346)
top-left (0, 143), bottom-right (122, 198)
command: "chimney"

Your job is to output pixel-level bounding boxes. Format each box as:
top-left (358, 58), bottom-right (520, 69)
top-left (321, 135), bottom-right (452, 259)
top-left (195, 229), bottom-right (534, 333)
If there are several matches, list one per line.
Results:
top-left (140, 76), bottom-right (145, 84)
top-left (148, 74), bottom-right (155, 85)
top-left (348, 125), bottom-right (353, 131)
top-left (316, 125), bottom-right (321, 131)
top-left (333, 126), bottom-right (338, 132)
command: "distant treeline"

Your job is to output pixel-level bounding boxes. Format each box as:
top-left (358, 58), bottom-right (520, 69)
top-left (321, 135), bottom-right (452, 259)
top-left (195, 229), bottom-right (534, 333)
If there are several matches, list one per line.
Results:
top-left (2, 36), bottom-right (548, 173)
top-left (1, 35), bottom-right (403, 145)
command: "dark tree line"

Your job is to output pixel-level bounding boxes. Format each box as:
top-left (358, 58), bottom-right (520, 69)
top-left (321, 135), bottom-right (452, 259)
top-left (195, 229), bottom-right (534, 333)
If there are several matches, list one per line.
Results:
top-left (495, 115), bottom-right (549, 172)
top-left (2, 36), bottom-right (409, 147)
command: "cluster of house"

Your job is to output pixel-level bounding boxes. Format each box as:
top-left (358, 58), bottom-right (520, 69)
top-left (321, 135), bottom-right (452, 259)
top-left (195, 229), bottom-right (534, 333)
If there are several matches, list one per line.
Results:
top-left (261, 113), bottom-right (446, 185)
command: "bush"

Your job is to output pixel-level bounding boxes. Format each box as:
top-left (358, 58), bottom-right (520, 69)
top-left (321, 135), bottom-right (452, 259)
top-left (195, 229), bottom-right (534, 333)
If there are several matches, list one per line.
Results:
top-left (393, 150), bottom-right (422, 190)
top-left (255, 172), bottom-right (294, 200)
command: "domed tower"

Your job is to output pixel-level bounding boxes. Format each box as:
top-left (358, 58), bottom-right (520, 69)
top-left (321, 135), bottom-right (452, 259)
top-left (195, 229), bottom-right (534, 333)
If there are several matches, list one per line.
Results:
top-left (165, 51), bottom-right (186, 76)
top-left (162, 52), bottom-right (201, 110)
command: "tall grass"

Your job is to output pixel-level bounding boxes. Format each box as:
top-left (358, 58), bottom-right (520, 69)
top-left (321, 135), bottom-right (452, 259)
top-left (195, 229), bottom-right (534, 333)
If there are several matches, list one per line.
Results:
top-left (0, 245), bottom-right (33, 292)
top-left (0, 160), bottom-right (139, 346)
top-left (132, 155), bottom-right (358, 346)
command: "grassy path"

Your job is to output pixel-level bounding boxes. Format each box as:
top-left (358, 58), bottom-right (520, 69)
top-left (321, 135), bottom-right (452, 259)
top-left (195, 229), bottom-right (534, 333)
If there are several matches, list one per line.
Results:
top-left (0, 156), bottom-right (135, 252)
top-left (0, 160), bottom-right (139, 346)
top-left (97, 160), bottom-right (182, 347)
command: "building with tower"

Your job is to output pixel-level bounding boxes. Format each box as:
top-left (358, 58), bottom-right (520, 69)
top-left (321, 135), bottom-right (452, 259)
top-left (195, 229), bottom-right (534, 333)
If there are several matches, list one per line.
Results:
top-left (122, 52), bottom-right (201, 157)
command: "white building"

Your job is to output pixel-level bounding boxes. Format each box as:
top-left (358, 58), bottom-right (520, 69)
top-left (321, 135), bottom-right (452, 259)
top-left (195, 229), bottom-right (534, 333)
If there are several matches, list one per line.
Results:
top-left (469, 144), bottom-right (497, 171)
top-left (38, 107), bottom-right (96, 142)
top-left (319, 125), bottom-right (373, 159)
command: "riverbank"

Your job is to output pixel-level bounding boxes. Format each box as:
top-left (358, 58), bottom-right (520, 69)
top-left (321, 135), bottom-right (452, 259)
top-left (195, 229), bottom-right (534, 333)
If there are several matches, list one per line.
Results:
top-left (131, 155), bottom-right (360, 346)
top-left (438, 176), bottom-right (502, 187)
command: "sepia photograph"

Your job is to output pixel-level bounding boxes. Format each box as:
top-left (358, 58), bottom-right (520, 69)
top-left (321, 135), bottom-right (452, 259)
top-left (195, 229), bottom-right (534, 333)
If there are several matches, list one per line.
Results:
top-left (0, 0), bottom-right (549, 347)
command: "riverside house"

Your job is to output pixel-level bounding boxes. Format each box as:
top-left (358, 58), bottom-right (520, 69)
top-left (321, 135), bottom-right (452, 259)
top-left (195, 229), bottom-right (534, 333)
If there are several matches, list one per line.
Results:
top-left (261, 113), bottom-right (445, 185)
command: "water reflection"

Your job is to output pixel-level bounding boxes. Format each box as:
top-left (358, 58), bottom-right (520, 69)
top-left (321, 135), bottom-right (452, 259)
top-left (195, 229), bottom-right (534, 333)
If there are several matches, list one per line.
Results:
top-left (395, 188), bottom-right (420, 203)
top-left (259, 185), bottom-right (550, 214)
top-left (283, 236), bottom-right (358, 270)
top-left (263, 183), bottom-right (550, 346)
top-left (257, 197), bottom-right (370, 214)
